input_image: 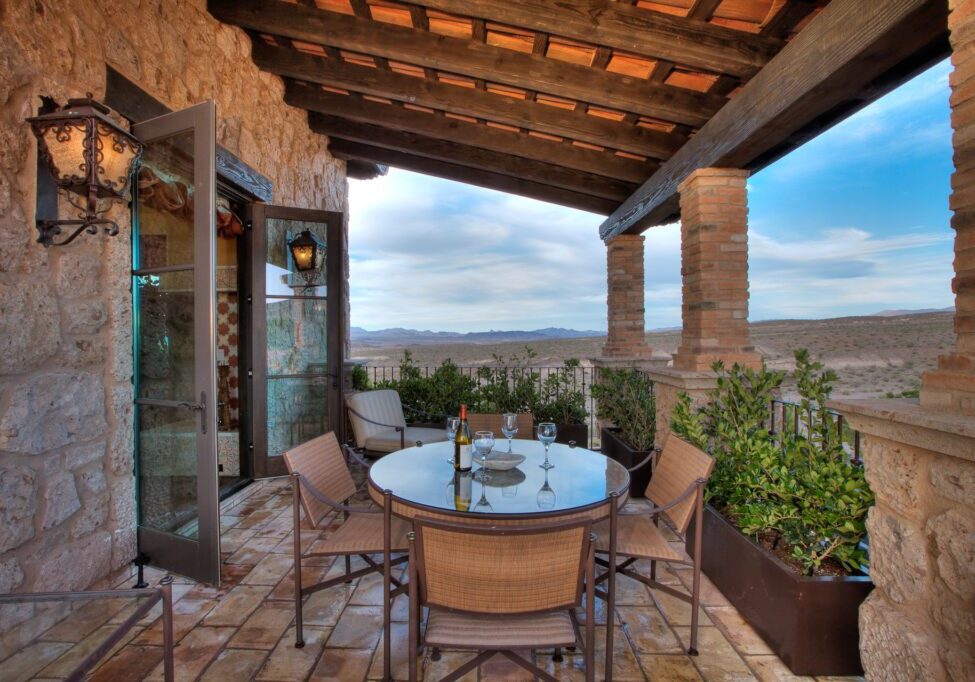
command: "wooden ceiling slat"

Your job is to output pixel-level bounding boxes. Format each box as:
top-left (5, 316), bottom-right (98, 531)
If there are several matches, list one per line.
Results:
top-left (209, 0), bottom-right (725, 127)
top-left (329, 139), bottom-right (621, 213)
top-left (688, 0), bottom-right (724, 20)
top-left (254, 42), bottom-right (685, 158)
top-left (311, 114), bottom-right (638, 199)
top-left (599, 0), bottom-right (949, 237)
top-left (290, 80), bottom-right (658, 183)
top-left (401, 0), bottom-right (782, 77)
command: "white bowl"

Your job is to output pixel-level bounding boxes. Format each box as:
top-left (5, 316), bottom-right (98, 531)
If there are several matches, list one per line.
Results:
top-left (474, 452), bottom-right (526, 471)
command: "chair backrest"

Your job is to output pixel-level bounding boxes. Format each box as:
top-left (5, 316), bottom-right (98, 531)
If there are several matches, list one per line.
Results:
top-left (346, 389), bottom-right (408, 448)
top-left (466, 412), bottom-right (534, 440)
top-left (283, 432), bottom-right (357, 528)
top-left (644, 434), bottom-right (715, 535)
top-left (413, 517), bottom-right (591, 615)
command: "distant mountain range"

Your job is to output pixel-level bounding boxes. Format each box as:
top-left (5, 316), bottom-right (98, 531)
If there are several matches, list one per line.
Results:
top-left (350, 326), bottom-right (603, 346)
top-left (871, 307), bottom-right (954, 317)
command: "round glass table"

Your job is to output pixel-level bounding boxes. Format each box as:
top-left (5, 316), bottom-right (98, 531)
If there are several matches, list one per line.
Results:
top-left (367, 439), bottom-right (630, 522)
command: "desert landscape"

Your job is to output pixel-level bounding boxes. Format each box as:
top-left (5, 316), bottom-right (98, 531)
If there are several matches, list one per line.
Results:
top-left (351, 310), bottom-right (956, 400)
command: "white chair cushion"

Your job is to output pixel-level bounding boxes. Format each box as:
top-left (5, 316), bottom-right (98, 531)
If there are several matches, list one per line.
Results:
top-left (347, 390), bottom-right (408, 449)
top-left (364, 427), bottom-right (448, 453)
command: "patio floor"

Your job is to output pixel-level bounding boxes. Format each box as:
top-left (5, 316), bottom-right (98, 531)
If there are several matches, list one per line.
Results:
top-left (3, 477), bottom-right (864, 682)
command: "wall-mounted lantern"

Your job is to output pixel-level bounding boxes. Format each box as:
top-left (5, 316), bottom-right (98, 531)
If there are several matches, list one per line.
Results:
top-left (27, 93), bottom-right (143, 247)
top-left (287, 229), bottom-right (324, 275)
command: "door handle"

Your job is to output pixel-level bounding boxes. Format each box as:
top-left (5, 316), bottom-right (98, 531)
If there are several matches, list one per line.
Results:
top-left (177, 391), bottom-right (208, 434)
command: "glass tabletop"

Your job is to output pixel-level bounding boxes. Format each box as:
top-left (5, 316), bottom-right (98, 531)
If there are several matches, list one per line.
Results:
top-left (368, 439), bottom-right (630, 516)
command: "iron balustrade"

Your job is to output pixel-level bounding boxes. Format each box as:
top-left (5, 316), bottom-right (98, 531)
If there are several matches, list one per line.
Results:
top-left (357, 364), bottom-right (657, 450)
top-left (769, 399), bottom-right (863, 465)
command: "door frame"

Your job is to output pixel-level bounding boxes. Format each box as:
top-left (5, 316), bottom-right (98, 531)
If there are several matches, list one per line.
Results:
top-left (132, 100), bottom-right (221, 585)
top-left (243, 204), bottom-right (346, 478)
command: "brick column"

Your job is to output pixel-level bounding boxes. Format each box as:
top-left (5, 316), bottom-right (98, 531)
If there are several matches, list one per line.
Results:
top-left (920, 0), bottom-right (975, 416)
top-left (601, 234), bottom-right (653, 360)
top-left (672, 168), bottom-right (760, 371)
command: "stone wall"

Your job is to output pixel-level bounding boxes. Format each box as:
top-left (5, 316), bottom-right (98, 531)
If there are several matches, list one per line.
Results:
top-left (0, 0), bottom-right (347, 616)
top-left (602, 234), bottom-right (653, 359)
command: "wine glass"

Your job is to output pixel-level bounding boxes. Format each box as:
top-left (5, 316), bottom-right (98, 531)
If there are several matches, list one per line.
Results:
top-left (537, 422), bottom-right (557, 470)
top-left (474, 431), bottom-right (494, 468)
top-left (537, 470), bottom-right (556, 510)
top-left (501, 413), bottom-right (518, 452)
top-left (445, 416), bottom-right (460, 463)
top-left (474, 476), bottom-right (493, 513)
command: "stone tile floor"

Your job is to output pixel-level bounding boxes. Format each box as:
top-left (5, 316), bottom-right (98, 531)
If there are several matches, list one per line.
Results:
top-left (1, 478), bottom-right (864, 681)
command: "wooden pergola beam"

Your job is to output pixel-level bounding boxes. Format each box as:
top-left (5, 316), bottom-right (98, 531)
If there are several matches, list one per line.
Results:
top-left (262, 45), bottom-right (681, 160)
top-left (406, 0), bottom-right (781, 77)
top-left (208, 0), bottom-right (725, 126)
top-left (312, 114), bottom-right (637, 201)
top-left (599, 0), bottom-right (950, 239)
top-left (329, 139), bottom-right (620, 214)
top-left (292, 85), bottom-right (654, 183)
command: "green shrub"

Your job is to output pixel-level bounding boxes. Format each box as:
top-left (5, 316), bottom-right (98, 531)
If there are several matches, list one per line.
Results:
top-left (671, 350), bottom-right (873, 576)
top-left (591, 368), bottom-right (656, 451)
top-left (533, 358), bottom-right (588, 425)
top-left (375, 350), bottom-right (479, 419)
top-left (350, 363), bottom-right (370, 392)
top-left (476, 348), bottom-right (542, 414)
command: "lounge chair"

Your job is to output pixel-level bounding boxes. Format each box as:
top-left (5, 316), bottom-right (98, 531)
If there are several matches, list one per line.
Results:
top-left (346, 389), bottom-right (448, 453)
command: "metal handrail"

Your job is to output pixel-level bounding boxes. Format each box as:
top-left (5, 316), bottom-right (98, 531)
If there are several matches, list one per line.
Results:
top-left (769, 398), bottom-right (862, 464)
top-left (0, 578), bottom-right (175, 682)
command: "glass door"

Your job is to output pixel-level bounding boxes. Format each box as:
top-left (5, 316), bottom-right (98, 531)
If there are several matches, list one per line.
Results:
top-left (132, 101), bottom-right (220, 585)
top-left (243, 205), bottom-right (345, 478)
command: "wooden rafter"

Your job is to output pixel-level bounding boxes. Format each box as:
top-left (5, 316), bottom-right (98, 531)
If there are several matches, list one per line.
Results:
top-left (258, 43), bottom-right (683, 159)
top-left (312, 114), bottom-right (637, 200)
top-left (599, 0), bottom-right (950, 238)
top-left (405, 0), bottom-right (782, 77)
top-left (209, 0), bottom-right (726, 127)
top-left (292, 86), bottom-right (655, 182)
top-left (328, 139), bottom-right (620, 214)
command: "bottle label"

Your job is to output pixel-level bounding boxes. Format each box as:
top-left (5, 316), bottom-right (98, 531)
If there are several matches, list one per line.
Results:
top-left (459, 443), bottom-right (472, 470)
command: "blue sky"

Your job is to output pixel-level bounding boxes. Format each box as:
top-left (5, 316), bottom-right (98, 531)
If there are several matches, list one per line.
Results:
top-left (348, 60), bottom-right (955, 332)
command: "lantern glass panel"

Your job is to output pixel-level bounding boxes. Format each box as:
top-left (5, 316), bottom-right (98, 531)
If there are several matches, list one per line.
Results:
top-left (41, 120), bottom-right (90, 189)
top-left (96, 122), bottom-right (140, 196)
top-left (291, 242), bottom-right (315, 272)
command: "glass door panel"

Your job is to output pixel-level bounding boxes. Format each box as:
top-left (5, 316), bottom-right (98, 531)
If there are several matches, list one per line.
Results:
top-left (132, 101), bottom-right (219, 584)
top-left (244, 205), bottom-right (345, 478)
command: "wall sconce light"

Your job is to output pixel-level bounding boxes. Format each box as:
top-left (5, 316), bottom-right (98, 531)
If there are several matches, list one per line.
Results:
top-left (27, 93), bottom-right (143, 247)
top-left (287, 229), bottom-right (325, 290)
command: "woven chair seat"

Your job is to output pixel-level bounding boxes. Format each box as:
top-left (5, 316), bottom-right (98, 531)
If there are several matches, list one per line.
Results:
top-left (594, 514), bottom-right (683, 562)
top-left (307, 513), bottom-right (409, 556)
top-left (425, 608), bottom-right (576, 648)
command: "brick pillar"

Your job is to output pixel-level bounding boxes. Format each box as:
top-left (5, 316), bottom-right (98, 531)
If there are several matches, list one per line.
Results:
top-left (920, 0), bottom-right (975, 415)
top-left (601, 234), bottom-right (653, 360)
top-left (672, 168), bottom-right (760, 371)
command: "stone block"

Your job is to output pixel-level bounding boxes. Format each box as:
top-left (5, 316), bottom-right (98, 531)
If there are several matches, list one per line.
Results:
top-left (927, 509), bottom-right (975, 600)
top-left (0, 465), bottom-right (36, 554)
top-left (0, 279), bottom-right (61, 375)
top-left (76, 463), bottom-right (107, 495)
top-left (862, 439), bottom-right (925, 518)
top-left (41, 470), bottom-right (81, 530)
top-left (930, 455), bottom-right (975, 509)
top-left (0, 557), bottom-right (25, 593)
top-left (865, 506), bottom-right (929, 604)
top-left (61, 300), bottom-right (108, 335)
top-left (35, 532), bottom-right (111, 592)
top-left (54, 246), bottom-right (102, 300)
top-left (0, 372), bottom-right (107, 455)
top-left (71, 490), bottom-right (109, 539)
top-left (64, 441), bottom-right (106, 470)
top-left (859, 591), bottom-right (946, 680)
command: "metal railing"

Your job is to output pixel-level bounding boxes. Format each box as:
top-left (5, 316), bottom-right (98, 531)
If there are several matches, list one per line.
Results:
top-left (359, 364), bottom-right (630, 450)
top-left (769, 399), bottom-right (862, 464)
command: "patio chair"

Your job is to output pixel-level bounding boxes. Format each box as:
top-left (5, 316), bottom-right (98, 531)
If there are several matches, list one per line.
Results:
top-left (346, 389), bottom-right (449, 454)
top-left (466, 411), bottom-right (534, 441)
top-left (284, 431), bottom-right (410, 654)
top-left (408, 517), bottom-right (597, 682)
top-left (595, 434), bottom-right (714, 662)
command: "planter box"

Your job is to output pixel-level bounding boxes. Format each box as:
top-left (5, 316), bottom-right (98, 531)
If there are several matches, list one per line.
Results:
top-left (599, 427), bottom-right (651, 497)
top-left (552, 423), bottom-right (588, 447)
top-left (687, 506), bottom-right (872, 676)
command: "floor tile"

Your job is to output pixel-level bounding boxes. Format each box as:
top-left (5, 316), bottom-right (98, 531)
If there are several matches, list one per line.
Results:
top-left (0, 642), bottom-right (73, 682)
top-left (38, 624), bottom-right (141, 678)
top-left (673, 627), bottom-right (755, 682)
top-left (707, 607), bottom-right (773, 656)
top-left (327, 606), bottom-right (384, 649)
top-left (228, 601), bottom-right (296, 649)
top-left (242, 554), bottom-right (294, 586)
top-left (134, 597), bottom-right (218, 645)
top-left (200, 648), bottom-right (269, 680)
top-left (310, 647), bottom-right (372, 681)
top-left (640, 654), bottom-right (703, 681)
top-left (618, 605), bottom-right (683, 654)
top-left (145, 625), bottom-right (236, 682)
top-left (652, 589), bottom-right (713, 628)
top-left (203, 585), bottom-right (274, 627)
top-left (255, 625), bottom-right (328, 680)
top-left (301, 583), bottom-right (356, 627)
top-left (89, 644), bottom-right (164, 682)
top-left (743, 655), bottom-right (814, 681)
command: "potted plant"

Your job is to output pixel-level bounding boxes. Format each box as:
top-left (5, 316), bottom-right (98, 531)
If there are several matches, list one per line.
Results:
top-left (590, 368), bottom-right (656, 497)
top-left (672, 350), bottom-right (873, 676)
top-left (532, 358), bottom-right (589, 446)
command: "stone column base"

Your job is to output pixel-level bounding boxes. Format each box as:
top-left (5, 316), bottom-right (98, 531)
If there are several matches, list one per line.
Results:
top-left (920, 353), bottom-right (975, 415)
top-left (827, 398), bottom-right (975, 680)
top-left (672, 349), bottom-right (762, 372)
top-left (644, 367), bottom-right (718, 447)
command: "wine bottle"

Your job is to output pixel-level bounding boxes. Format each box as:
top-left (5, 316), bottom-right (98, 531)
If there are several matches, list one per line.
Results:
top-left (453, 470), bottom-right (472, 512)
top-left (454, 403), bottom-right (472, 471)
